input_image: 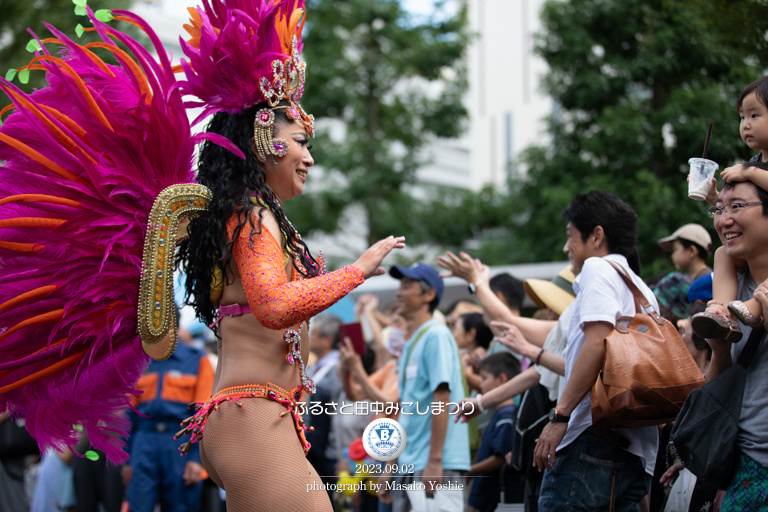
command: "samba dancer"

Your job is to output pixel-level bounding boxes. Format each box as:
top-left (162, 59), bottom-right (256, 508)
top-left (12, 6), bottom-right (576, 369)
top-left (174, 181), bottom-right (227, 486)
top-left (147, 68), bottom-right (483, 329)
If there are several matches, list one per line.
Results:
top-left (173, 2), bottom-right (404, 509)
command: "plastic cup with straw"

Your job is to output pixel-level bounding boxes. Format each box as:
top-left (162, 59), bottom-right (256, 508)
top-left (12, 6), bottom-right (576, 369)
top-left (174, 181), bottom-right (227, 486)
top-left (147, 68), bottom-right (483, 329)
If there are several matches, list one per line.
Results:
top-left (688, 123), bottom-right (718, 200)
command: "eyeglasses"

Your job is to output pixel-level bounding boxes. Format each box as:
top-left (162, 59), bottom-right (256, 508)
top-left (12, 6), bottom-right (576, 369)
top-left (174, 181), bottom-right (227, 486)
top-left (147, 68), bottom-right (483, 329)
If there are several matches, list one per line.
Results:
top-left (707, 201), bottom-right (763, 218)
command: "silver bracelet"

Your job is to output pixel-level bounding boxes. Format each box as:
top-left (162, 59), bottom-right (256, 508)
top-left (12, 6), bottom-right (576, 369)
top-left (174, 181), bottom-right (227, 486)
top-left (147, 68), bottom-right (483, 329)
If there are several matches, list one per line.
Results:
top-left (476, 393), bottom-right (485, 413)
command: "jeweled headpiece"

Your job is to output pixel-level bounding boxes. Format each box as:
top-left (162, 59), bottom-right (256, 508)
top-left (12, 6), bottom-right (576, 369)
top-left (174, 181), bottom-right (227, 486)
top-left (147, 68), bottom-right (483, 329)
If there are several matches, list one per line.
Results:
top-left (176, 0), bottom-right (314, 160)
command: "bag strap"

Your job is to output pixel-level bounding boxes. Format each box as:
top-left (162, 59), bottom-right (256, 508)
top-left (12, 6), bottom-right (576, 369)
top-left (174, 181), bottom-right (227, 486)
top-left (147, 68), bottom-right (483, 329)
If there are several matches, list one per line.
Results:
top-left (400, 325), bottom-right (432, 388)
top-left (606, 261), bottom-right (665, 326)
top-left (736, 325), bottom-right (766, 369)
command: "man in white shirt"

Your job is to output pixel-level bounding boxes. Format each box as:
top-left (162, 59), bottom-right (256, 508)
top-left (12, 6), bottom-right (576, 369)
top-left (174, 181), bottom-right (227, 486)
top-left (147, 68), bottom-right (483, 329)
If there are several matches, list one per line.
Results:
top-left (534, 190), bottom-right (659, 512)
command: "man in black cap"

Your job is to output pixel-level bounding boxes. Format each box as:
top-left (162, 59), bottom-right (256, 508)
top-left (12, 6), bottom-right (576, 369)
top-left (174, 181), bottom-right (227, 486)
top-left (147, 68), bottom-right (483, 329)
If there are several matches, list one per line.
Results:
top-left (383, 263), bottom-right (470, 512)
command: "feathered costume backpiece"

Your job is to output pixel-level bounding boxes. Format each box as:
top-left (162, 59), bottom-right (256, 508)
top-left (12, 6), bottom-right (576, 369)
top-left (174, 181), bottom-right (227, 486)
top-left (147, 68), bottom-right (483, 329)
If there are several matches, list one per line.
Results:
top-left (0, 0), bottom-right (314, 462)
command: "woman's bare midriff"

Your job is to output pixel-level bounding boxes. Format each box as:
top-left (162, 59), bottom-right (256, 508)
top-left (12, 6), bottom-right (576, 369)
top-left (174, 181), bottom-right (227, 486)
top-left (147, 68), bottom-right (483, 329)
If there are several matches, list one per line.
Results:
top-left (212, 255), bottom-right (307, 394)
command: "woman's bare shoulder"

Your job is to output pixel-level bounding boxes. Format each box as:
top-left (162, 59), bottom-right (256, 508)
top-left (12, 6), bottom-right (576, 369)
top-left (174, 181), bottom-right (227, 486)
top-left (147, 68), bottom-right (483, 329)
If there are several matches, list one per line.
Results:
top-left (227, 204), bottom-right (283, 247)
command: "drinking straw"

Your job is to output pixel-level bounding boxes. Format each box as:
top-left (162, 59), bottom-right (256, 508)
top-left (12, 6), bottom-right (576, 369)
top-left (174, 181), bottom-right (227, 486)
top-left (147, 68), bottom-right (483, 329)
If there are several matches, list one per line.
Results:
top-left (702, 123), bottom-right (713, 159)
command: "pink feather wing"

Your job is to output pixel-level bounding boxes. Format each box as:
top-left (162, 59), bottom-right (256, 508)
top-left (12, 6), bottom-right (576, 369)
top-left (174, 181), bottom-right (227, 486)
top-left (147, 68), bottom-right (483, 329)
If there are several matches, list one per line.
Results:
top-left (0, 9), bottom-right (196, 463)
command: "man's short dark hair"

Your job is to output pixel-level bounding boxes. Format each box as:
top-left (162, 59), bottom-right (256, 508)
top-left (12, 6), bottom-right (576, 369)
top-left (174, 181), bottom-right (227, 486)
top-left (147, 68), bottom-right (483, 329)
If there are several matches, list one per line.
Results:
top-left (478, 352), bottom-right (521, 381)
top-left (418, 280), bottom-right (440, 313)
top-left (459, 312), bottom-right (493, 349)
top-left (562, 190), bottom-right (641, 274)
top-left (723, 163), bottom-right (768, 217)
top-left (738, 76), bottom-right (768, 110)
top-left (678, 239), bottom-right (709, 262)
top-left (489, 273), bottom-right (525, 313)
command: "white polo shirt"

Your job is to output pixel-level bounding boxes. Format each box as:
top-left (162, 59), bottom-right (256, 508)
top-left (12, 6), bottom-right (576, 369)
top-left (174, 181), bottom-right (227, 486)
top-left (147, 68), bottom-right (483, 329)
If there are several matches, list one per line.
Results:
top-left (557, 254), bottom-right (659, 475)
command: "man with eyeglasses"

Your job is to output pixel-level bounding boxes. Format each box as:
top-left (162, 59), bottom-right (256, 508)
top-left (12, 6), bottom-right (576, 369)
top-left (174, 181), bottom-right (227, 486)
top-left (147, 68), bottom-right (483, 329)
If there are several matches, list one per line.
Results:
top-left (704, 166), bottom-right (768, 509)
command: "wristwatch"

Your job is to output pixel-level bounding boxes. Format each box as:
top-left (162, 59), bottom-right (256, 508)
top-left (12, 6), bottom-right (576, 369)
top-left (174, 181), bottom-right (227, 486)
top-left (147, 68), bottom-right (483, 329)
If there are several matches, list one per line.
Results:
top-left (468, 279), bottom-right (485, 294)
top-left (548, 407), bottom-right (570, 423)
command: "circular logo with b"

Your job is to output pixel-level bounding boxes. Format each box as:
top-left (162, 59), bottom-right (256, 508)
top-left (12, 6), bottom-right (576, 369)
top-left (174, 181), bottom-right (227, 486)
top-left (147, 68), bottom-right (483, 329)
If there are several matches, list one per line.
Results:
top-left (362, 418), bottom-right (407, 461)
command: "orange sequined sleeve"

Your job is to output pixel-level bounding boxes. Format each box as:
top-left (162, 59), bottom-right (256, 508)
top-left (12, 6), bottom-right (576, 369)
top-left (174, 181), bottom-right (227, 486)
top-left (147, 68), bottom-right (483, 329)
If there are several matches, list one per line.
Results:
top-left (227, 214), bottom-right (365, 330)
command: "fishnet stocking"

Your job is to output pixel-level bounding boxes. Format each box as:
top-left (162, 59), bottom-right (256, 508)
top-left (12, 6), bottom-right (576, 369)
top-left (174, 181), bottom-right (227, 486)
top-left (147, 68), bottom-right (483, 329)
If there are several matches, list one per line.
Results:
top-left (200, 397), bottom-right (332, 511)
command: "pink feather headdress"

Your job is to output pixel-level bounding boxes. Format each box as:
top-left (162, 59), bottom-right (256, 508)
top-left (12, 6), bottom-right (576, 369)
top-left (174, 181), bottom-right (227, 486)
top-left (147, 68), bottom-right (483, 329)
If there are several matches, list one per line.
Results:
top-left (0, 8), bottom-right (237, 462)
top-left (175, 0), bottom-right (314, 135)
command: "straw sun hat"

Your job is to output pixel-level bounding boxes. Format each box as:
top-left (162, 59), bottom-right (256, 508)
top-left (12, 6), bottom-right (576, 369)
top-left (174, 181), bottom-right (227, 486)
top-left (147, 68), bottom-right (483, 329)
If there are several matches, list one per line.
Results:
top-left (524, 266), bottom-right (576, 316)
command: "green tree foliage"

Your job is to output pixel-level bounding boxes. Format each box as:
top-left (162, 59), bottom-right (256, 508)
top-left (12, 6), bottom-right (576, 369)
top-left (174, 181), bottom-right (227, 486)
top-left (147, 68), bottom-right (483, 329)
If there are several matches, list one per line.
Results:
top-left (420, 0), bottom-right (761, 276)
top-left (689, 0), bottom-right (768, 67)
top-left (284, 0), bottom-right (469, 245)
top-left (513, 0), bottom-right (759, 277)
top-left (0, 0), bottom-right (142, 110)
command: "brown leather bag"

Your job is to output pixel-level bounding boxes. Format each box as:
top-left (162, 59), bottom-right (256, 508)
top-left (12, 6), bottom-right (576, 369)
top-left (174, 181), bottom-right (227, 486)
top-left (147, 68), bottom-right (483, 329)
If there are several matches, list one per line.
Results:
top-left (590, 262), bottom-right (706, 428)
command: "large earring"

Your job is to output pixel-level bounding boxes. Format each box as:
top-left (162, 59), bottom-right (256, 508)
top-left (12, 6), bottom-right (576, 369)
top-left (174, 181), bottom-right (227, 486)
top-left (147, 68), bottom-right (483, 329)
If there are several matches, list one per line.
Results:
top-left (273, 138), bottom-right (289, 157)
top-left (254, 108), bottom-right (278, 164)
top-left (271, 138), bottom-right (289, 166)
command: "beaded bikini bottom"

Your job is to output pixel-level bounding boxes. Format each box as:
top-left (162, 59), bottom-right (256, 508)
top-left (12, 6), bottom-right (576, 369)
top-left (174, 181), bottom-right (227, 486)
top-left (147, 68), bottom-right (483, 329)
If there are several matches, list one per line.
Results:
top-left (175, 382), bottom-right (312, 455)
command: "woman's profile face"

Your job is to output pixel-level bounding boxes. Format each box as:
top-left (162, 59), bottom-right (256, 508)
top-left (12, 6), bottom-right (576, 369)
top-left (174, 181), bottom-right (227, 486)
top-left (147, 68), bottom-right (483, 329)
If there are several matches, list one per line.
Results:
top-left (452, 317), bottom-right (472, 349)
top-left (258, 118), bottom-right (313, 203)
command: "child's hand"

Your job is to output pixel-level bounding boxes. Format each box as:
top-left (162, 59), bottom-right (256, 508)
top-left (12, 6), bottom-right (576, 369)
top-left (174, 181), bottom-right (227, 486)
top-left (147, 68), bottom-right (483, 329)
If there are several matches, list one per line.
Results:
top-left (721, 164), bottom-right (750, 184)
top-left (705, 299), bottom-right (730, 318)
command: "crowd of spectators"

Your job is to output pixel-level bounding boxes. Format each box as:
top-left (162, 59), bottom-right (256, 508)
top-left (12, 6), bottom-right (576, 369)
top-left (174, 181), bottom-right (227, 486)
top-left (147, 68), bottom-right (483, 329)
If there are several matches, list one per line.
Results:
top-left (4, 186), bottom-right (764, 512)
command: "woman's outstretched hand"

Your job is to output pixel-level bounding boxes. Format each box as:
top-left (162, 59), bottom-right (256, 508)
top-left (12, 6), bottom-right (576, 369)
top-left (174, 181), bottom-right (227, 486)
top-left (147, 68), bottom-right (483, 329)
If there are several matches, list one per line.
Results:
top-left (437, 251), bottom-right (482, 283)
top-left (354, 236), bottom-right (406, 278)
top-left (452, 397), bottom-right (481, 423)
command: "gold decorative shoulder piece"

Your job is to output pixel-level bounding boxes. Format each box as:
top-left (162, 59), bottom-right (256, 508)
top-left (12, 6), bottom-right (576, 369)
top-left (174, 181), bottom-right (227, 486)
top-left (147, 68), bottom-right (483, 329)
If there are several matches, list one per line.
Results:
top-left (138, 184), bottom-right (212, 360)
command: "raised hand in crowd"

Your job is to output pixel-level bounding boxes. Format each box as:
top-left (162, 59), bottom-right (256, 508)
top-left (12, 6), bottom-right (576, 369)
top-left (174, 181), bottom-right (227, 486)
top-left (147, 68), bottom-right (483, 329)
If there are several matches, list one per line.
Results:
top-left (338, 337), bottom-right (398, 405)
top-left (438, 251), bottom-right (557, 343)
top-left (354, 293), bottom-right (379, 318)
top-left (338, 336), bottom-right (366, 377)
top-left (437, 250), bottom-right (485, 285)
top-left (461, 348), bottom-right (486, 376)
top-left (491, 321), bottom-right (566, 376)
top-left (490, 322), bottom-right (537, 358)
top-left (437, 251), bottom-right (515, 327)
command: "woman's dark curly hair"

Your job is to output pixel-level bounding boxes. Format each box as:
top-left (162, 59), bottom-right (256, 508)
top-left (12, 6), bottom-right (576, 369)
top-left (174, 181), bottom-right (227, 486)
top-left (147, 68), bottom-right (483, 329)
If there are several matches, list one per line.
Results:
top-left (176, 101), bottom-right (319, 330)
